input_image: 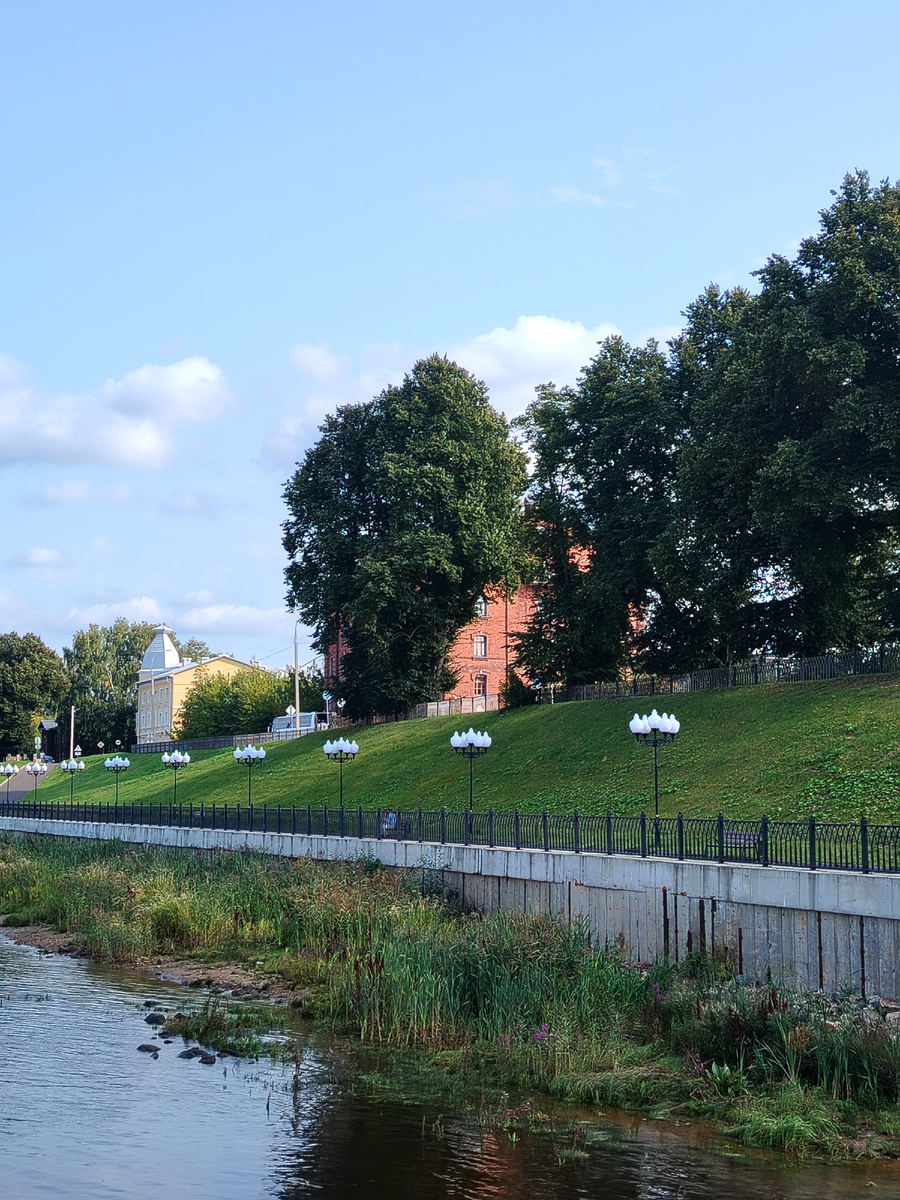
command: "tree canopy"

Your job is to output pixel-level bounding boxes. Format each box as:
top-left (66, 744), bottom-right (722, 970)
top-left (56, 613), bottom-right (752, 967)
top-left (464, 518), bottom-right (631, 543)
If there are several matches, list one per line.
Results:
top-left (177, 668), bottom-right (323, 739)
top-left (0, 632), bottom-right (68, 757)
top-left (517, 172), bottom-right (900, 680)
top-left (283, 355), bottom-right (527, 718)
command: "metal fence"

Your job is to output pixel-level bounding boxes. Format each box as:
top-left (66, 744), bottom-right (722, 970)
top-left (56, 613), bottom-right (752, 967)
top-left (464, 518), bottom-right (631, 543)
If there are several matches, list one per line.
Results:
top-left (3, 800), bottom-right (897, 876)
top-left (132, 728), bottom-right (311, 755)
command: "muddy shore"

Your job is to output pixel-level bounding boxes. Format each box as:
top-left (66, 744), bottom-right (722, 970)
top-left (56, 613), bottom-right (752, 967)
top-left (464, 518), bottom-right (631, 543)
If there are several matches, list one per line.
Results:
top-left (0, 920), bottom-right (301, 1003)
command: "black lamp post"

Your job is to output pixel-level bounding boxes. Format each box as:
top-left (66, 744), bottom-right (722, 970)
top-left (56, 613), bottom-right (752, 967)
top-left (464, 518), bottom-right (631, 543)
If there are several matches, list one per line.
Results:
top-left (629, 709), bottom-right (681, 819)
top-left (233, 745), bottom-right (266, 806)
top-left (60, 758), bottom-right (85, 803)
top-left (2, 764), bottom-right (19, 802)
top-left (104, 755), bottom-right (129, 805)
top-left (323, 736), bottom-right (359, 806)
top-left (450, 727), bottom-right (492, 810)
top-left (162, 749), bottom-right (190, 804)
top-left (25, 762), bottom-right (47, 794)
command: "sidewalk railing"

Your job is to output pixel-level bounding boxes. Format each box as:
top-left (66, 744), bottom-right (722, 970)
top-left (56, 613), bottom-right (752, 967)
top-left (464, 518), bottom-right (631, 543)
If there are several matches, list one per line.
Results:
top-left (2, 801), bottom-right (897, 876)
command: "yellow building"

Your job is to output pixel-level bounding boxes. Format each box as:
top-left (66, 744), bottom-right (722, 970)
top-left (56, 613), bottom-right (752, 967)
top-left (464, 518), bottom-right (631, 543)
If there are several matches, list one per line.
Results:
top-left (135, 625), bottom-right (256, 744)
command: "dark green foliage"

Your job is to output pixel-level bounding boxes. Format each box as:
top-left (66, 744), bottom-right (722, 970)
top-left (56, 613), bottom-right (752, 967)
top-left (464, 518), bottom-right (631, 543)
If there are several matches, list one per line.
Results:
top-left (518, 173), bottom-right (900, 677)
top-left (283, 355), bottom-right (527, 719)
top-left (0, 632), bottom-right (68, 756)
top-left (177, 667), bottom-right (323, 738)
top-left (499, 666), bottom-right (537, 709)
top-left (60, 620), bottom-right (157, 752)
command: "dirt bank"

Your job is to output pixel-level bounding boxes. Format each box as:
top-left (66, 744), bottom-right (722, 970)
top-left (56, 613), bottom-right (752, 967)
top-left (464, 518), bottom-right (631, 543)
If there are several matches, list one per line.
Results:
top-left (0, 921), bottom-right (302, 1003)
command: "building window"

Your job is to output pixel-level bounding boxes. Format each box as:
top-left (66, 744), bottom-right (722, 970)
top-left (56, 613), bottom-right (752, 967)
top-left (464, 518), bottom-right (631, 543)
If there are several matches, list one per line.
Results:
top-left (474, 596), bottom-right (488, 617)
top-left (474, 674), bottom-right (487, 696)
top-left (473, 635), bottom-right (487, 658)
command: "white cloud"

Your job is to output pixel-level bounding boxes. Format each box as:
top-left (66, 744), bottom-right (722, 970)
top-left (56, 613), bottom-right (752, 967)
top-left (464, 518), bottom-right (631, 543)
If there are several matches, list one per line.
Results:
top-left (594, 158), bottom-right (624, 187)
top-left (177, 589), bottom-right (215, 607)
top-left (22, 480), bottom-right (130, 507)
top-left (291, 344), bottom-right (345, 384)
top-left (98, 356), bottom-right (231, 422)
top-left (0, 353), bottom-right (231, 469)
top-left (65, 596), bottom-right (164, 625)
top-left (550, 185), bottom-right (607, 207)
top-left (265, 319), bottom-right (624, 461)
top-left (447, 315), bottom-right (621, 417)
top-left (8, 546), bottom-right (70, 569)
top-left (178, 604), bottom-right (292, 637)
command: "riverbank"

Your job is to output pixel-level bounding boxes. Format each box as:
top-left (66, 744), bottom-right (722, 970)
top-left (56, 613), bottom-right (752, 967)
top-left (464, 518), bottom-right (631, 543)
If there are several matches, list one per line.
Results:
top-left (3, 834), bottom-right (900, 1160)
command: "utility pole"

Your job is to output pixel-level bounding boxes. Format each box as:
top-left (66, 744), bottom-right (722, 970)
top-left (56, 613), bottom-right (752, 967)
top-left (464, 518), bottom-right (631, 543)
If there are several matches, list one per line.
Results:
top-left (69, 705), bottom-right (75, 759)
top-left (293, 619), bottom-right (302, 732)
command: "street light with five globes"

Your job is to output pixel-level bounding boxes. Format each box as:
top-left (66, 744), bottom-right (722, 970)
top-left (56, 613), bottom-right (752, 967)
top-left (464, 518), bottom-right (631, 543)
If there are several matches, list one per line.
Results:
top-left (233, 745), bottom-right (266, 806)
top-left (323, 736), bottom-right (359, 806)
top-left (449, 727), bottom-right (492, 810)
top-left (1, 763), bottom-right (19, 802)
top-left (25, 761), bottom-right (48, 795)
top-left (628, 708), bottom-right (681, 819)
top-left (59, 758), bottom-right (85, 803)
top-left (104, 755), bottom-right (130, 805)
top-left (161, 749), bottom-right (191, 804)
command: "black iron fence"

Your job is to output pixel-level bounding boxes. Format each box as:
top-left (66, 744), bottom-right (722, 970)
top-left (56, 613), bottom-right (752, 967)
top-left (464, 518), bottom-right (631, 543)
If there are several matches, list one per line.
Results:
top-left (2, 800), bottom-right (898, 876)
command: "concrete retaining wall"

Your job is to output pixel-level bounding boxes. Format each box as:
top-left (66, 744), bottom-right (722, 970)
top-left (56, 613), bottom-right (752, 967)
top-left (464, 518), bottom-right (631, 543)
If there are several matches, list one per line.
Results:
top-left (3, 815), bottom-right (898, 998)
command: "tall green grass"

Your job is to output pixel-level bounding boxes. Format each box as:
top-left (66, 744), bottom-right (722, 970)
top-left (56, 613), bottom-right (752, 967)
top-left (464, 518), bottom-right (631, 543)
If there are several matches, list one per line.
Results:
top-left (3, 834), bottom-right (900, 1156)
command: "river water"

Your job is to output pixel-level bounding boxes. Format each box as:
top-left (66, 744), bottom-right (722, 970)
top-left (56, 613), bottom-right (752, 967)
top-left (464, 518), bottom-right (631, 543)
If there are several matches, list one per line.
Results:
top-left (2, 934), bottom-right (900, 1200)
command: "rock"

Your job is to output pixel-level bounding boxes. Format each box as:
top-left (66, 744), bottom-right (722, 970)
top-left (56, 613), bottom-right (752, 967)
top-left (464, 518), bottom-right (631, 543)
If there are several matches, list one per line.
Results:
top-left (216, 1050), bottom-right (233, 1058)
top-left (198, 1053), bottom-right (217, 1065)
top-left (172, 1012), bottom-right (189, 1021)
top-left (178, 1047), bottom-right (205, 1058)
top-left (137, 1044), bottom-right (160, 1053)
top-left (886, 1010), bottom-right (900, 1024)
top-left (163, 1040), bottom-right (173, 1044)
top-left (144, 1012), bottom-right (166, 1025)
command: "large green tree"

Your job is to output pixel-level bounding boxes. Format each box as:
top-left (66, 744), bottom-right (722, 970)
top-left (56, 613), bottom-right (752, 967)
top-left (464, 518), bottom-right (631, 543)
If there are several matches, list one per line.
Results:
top-left (61, 620), bottom-right (157, 752)
top-left (518, 172), bottom-right (900, 674)
top-left (177, 668), bottom-right (323, 739)
top-left (0, 632), bottom-right (69, 757)
top-left (283, 355), bottom-right (527, 718)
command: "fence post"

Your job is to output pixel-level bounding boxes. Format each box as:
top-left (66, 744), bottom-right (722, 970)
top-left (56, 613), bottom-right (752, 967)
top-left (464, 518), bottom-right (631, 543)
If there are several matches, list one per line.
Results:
top-left (488, 809), bottom-right (494, 848)
top-left (640, 811), bottom-right (647, 857)
top-left (861, 815), bottom-right (870, 874)
top-left (263, 804), bottom-right (268, 833)
top-left (418, 807), bottom-right (423, 842)
top-left (606, 810), bottom-right (613, 856)
top-left (339, 805), bottom-right (345, 838)
top-left (357, 805), bottom-right (363, 839)
top-left (717, 812), bottom-right (725, 863)
top-left (440, 807), bottom-right (446, 844)
top-left (677, 811), bottom-right (684, 860)
top-left (514, 809), bottom-right (521, 850)
top-left (573, 809), bottom-right (580, 855)
top-left (323, 805), bottom-right (328, 837)
top-left (542, 809), bottom-right (549, 852)
top-left (761, 814), bottom-right (769, 867)
top-left (809, 815), bottom-right (817, 871)
top-left (376, 809), bottom-right (382, 840)
top-left (464, 810), bottom-right (471, 846)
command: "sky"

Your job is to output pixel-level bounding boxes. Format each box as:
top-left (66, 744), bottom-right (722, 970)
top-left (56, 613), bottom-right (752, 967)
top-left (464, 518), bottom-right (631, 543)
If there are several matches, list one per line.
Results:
top-left (1, 0), bottom-right (898, 670)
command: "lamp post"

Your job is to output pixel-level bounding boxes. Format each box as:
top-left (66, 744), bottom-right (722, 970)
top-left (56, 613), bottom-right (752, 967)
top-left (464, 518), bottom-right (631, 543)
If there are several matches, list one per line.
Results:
top-left (450, 727), bottom-right (492, 810)
top-left (104, 755), bottom-right (130, 805)
top-left (161, 749), bottom-right (190, 804)
top-left (323, 736), bottom-right (358, 806)
top-left (25, 762), bottom-right (48, 794)
top-left (628, 709), bottom-right (681, 820)
top-left (60, 758), bottom-right (85, 803)
top-left (233, 745), bottom-right (266, 806)
top-left (2, 764), bottom-right (19, 803)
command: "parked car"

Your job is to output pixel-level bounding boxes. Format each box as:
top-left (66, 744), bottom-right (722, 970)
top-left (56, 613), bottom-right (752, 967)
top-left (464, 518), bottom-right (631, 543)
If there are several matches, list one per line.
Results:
top-left (269, 712), bottom-right (332, 735)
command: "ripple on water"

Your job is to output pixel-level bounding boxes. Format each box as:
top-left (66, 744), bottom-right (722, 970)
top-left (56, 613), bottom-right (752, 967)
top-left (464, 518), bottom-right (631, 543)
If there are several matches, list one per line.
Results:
top-left (2, 933), bottom-right (900, 1200)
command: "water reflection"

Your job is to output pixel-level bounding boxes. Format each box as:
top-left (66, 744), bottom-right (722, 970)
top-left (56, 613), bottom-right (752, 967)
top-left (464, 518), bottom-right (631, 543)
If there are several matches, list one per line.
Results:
top-left (2, 933), bottom-right (899, 1200)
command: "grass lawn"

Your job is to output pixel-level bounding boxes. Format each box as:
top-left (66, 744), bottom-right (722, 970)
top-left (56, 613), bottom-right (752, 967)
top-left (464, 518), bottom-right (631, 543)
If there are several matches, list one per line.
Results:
top-left (31, 674), bottom-right (900, 821)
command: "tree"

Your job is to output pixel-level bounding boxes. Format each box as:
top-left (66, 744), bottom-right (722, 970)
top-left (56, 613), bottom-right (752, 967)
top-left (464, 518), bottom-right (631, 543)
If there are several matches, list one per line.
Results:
top-left (174, 637), bottom-right (212, 662)
top-left (0, 633), bottom-right (69, 757)
top-left (61, 620), bottom-right (157, 752)
top-left (177, 668), bottom-right (323, 739)
top-left (283, 355), bottom-right (527, 719)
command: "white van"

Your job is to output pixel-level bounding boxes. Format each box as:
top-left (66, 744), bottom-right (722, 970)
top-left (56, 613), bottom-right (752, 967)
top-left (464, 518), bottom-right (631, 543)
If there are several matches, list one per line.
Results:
top-left (269, 712), bottom-right (330, 735)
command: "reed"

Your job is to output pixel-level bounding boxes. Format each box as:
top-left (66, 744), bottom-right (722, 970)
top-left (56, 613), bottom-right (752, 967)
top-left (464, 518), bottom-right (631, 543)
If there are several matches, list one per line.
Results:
top-left (3, 834), bottom-right (900, 1157)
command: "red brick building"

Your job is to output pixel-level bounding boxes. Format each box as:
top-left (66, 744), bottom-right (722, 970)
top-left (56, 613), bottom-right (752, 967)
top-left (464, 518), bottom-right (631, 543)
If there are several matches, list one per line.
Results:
top-left (324, 587), bottom-right (534, 704)
top-left (444, 588), bottom-right (534, 700)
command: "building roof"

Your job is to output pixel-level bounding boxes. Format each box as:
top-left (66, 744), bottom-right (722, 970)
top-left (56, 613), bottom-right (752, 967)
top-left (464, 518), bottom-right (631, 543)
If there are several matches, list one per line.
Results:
top-left (140, 625), bottom-right (180, 674)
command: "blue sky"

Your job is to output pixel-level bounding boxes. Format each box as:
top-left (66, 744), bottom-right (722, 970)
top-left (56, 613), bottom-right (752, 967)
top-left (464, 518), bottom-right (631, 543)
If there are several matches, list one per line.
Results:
top-left (1, 0), bottom-right (898, 669)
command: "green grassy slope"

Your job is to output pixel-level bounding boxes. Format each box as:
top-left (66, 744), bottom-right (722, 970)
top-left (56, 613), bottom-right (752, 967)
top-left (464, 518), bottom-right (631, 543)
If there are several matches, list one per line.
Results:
top-left (32, 675), bottom-right (900, 821)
